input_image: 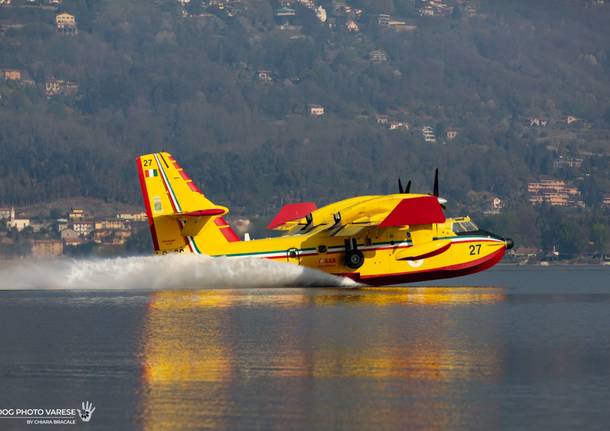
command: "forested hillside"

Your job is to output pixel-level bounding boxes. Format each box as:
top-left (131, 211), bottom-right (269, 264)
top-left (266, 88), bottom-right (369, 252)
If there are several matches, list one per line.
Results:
top-left (1, 0), bottom-right (609, 254)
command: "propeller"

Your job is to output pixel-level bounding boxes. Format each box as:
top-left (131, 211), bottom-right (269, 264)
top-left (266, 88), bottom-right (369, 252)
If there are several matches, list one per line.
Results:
top-left (398, 178), bottom-right (412, 194)
top-left (431, 168), bottom-right (447, 207)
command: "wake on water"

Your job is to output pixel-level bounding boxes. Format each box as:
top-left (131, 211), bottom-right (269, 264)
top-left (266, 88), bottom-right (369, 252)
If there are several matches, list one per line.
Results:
top-left (0, 254), bottom-right (357, 290)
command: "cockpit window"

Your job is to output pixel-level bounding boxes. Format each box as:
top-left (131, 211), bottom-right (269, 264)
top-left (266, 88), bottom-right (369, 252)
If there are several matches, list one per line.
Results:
top-left (452, 221), bottom-right (479, 233)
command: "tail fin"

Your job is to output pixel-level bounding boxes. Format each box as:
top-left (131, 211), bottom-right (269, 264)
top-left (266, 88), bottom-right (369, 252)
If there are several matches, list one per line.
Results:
top-left (136, 152), bottom-right (240, 254)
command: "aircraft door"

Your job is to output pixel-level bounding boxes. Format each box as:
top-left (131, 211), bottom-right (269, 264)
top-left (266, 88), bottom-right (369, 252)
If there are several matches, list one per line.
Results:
top-left (286, 247), bottom-right (300, 264)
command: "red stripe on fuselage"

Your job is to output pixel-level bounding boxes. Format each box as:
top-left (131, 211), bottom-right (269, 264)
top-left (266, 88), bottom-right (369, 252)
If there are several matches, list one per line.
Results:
top-left (136, 157), bottom-right (160, 251)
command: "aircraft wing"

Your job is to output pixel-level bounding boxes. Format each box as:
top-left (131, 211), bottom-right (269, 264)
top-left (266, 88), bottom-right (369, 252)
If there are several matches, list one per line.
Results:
top-left (268, 202), bottom-right (318, 230)
top-left (327, 196), bottom-right (446, 236)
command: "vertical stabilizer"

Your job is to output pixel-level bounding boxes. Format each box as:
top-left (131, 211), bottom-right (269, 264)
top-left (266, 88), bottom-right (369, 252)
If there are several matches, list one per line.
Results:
top-left (136, 152), bottom-right (239, 254)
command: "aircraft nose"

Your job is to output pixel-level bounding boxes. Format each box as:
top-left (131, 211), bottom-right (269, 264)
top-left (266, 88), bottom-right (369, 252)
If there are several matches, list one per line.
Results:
top-left (504, 238), bottom-right (514, 250)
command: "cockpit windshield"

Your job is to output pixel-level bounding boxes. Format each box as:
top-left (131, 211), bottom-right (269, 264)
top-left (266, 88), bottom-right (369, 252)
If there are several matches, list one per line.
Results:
top-left (452, 221), bottom-right (479, 233)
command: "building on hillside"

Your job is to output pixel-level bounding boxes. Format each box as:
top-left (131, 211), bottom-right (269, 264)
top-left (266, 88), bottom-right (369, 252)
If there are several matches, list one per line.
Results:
top-left (276, 6), bottom-right (296, 17)
top-left (419, 0), bottom-right (452, 16)
top-left (56, 12), bottom-right (77, 34)
top-left (511, 247), bottom-right (541, 259)
top-left (422, 126), bottom-right (436, 143)
top-left (389, 121), bottom-right (409, 130)
top-left (0, 207), bottom-right (12, 219)
top-left (31, 240), bottom-right (64, 257)
top-left (315, 5), bottom-right (327, 22)
top-left (0, 0), bottom-right (12, 6)
top-left (257, 70), bottom-right (272, 82)
top-left (308, 104), bottom-right (325, 116)
top-left (45, 79), bottom-right (79, 97)
top-left (55, 218), bottom-right (69, 232)
top-left (71, 221), bottom-right (95, 237)
top-left (6, 208), bottom-right (30, 231)
top-left (61, 228), bottom-right (83, 246)
top-left (529, 117), bottom-right (548, 127)
top-left (376, 114), bottom-right (389, 125)
top-left (68, 208), bottom-right (86, 220)
top-left (387, 19), bottom-right (416, 32)
top-left (346, 20), bottom-right (359, 32)
top-left (369, 50), bottom-right (387, 62)
top-left (484, 197), bottom-right (504, 215)
top-left (1, 69), bottom-right (22, 81)
top-left (602, 195), bottom-right (610, 207)
top-left (93, 228), bottom-right (132, 245)
top-left (528, 177), bottom-right (583, 207)
top-left (377, 14), bottom-right (390, 26)
top-left (566, 115), bottom-right (579, 125)
top-left (95, 220), bottom-right (127, 230)
top-left (553, 156), bottom-right (583, 169)
top-left (446, 129), bottom-right (458, 140)
top-left (116, 212), bottom-right (147, 222)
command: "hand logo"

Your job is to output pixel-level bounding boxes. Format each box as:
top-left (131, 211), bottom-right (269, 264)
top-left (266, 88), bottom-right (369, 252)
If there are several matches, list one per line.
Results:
top-left (78, 401), bottom-right (96, 423)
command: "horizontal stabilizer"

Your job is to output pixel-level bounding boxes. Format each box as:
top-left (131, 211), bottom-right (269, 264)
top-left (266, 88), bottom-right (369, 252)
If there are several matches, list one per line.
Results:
top-left (170, 207), bottom-right (229, 237)
top-left (268, 202), bottom-right (317, 229)
top-left (171, 208), bottom-right (227, 218)
top-left (395, 240), bottom-right (452, 260)
top-left (380, 196), bottom-right (446, 227)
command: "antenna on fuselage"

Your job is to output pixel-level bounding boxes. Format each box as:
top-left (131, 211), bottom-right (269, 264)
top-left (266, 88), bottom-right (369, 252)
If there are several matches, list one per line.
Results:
top-left (398, 178), bottom-right (412, 194)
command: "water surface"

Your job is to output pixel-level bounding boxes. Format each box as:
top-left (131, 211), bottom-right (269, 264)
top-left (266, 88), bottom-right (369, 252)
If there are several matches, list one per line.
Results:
top-left (0, 266), bottom-right (608, 430)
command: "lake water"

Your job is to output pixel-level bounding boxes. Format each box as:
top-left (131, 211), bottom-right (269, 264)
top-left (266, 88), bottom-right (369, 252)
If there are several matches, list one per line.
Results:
top-left (0, 265), bottom-right (609, 430)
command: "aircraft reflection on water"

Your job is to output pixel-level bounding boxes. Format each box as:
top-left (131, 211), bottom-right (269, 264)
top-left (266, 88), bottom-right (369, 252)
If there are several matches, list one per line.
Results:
top-left (138, 288), bottom-right (507, 430)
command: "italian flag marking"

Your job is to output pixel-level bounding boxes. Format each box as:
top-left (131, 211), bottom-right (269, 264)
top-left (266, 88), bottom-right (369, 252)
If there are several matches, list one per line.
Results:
top-left (145, 169), bottom-right (158, 178)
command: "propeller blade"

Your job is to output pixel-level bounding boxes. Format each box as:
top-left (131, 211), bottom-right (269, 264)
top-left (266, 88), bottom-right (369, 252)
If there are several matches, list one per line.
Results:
top-left (405, 180), bottom-right (411, 193)
top-left (433, 168), bottom-right (439, 197)
top-left (398, 178), bottom-right (404, 194)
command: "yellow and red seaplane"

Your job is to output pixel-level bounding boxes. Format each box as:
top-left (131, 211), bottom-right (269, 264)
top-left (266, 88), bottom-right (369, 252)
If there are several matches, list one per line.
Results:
top-left (137, 152), bottom-right (513, 285)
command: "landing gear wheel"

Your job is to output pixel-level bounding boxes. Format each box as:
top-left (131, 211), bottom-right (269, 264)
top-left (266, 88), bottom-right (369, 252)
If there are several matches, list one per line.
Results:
top-left (345, 249), bottom-right (364, 269)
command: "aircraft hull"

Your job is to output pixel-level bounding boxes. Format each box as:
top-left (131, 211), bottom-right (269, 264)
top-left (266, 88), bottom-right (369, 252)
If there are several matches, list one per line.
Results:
top-left (345, 245), bottom-right (505, 286)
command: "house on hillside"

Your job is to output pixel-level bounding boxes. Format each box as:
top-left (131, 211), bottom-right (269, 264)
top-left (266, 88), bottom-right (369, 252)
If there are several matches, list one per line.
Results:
top-left (377, 14), bottom-right (390, 26)
top-left (5, 208), bottom-right (30, 231)
top-left (376, 114), bottom-right (389, 125)
top-left (389, 121), bottom-right (408, 130)
top-left (276, 6), bottom-right (296, 17)
top-left (484, 197), bottom-right (504, 215)
top-left (61, 228), bottom-right (82, 246)
top-left (56, 12), bottom-right (77, 34)
top-left (529, 117), bottom-right (548, 127)
top-left (528, 177), bottom-right (584, 207)
top-left (257, 70), bottom-right (272, 82)
top-left (116, 212), bottom-right (147, 222)
top-left (346, 20), bottom-right (359, 32)
top-left (69, 208), bottom-right (86, 220)
top-left (1, 69), bottom-right (22, 81)
top-left (308, 104), bottom-right (325, 116)
top-left (45, 78), bottom-right (78, 97)
top-left (446, 129), bottom-right (458, 140)
top-left (422, 126), bottom-right (436, 143)
top-left (71, 221), bottom-right (95, 237)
